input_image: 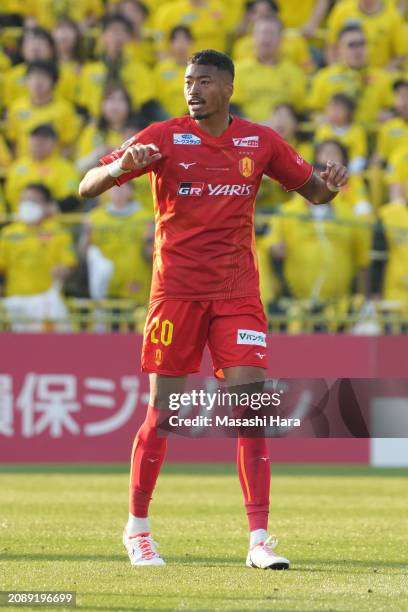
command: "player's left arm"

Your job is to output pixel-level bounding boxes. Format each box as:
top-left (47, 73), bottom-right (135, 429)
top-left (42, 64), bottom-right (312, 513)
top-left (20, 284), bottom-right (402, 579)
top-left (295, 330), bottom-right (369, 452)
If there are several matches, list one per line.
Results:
top-left (296, 161), bottom-right (348, 204)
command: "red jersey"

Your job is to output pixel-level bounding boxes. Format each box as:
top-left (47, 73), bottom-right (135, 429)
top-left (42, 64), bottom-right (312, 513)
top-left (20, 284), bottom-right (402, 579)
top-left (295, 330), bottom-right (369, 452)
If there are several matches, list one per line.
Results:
top-left (100, 115), bottom-right (313, 303)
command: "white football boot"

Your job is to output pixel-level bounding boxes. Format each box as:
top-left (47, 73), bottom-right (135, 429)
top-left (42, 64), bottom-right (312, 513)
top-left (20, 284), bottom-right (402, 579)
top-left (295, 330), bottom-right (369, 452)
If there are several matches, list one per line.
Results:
top-left (246, 535), bottom-right (290, 570)
top-left (123, 531), bottom-right (166, 566)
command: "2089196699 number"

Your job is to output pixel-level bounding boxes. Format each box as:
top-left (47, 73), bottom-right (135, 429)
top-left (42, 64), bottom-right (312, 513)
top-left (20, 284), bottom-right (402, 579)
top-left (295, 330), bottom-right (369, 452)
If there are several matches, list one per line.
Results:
top-left (0, 591), bottom-right (76, 606)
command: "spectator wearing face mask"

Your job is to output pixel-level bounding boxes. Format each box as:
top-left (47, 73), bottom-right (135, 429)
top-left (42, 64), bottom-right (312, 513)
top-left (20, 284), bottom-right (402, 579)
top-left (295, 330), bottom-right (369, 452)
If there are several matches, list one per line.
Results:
top-left (5, 124), bottom-right (80, 214)
top-left (0, 184), bottom-right (77, 331)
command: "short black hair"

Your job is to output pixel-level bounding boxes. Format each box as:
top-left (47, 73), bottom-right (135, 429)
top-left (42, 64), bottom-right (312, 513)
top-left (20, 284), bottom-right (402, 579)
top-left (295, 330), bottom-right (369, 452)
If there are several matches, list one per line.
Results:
top-left (188, 49), bottom-right (235, 79)
top-left (22, 26), bottom-right (55, 51)
top-left (338, 22), bottom-right (364, 41)
top-left (170, 25), bottom-right (194, 42)
top-left (393, 79), bottom-right (408, 92)
top-left (245, 0), bottom-right (279, 13)
top-left (315, 139), bottom-right (349, 166)
top-left (329, 93), bottom-right (355, 114)
top-left (23, 183), bottom-right (53, 202)
top-left (26, 59), bottom-right (59, 83)
top-left (274, 103), bottom-right (300, 121)
top-left (30, 124), bottom-right (57, 139)
top-left (121, 0), bottom-right (149, 18)
top-left (101, 14), bottom-right (133, 34)
top-left (254, 0), bottom-right (279, 11)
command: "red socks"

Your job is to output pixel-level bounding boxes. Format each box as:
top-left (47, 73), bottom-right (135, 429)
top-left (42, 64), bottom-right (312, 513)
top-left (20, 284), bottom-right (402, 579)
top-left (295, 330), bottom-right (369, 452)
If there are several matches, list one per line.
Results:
top-left (129, 405), bottom-right (168, 517)
top-left (237, 437), bottom-right (270, 531)
top-left (129, 407), bottom-right (270, 533)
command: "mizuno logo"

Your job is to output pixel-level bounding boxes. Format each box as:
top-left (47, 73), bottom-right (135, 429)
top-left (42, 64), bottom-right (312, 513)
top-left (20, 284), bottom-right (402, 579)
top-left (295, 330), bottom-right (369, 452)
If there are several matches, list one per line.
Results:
top-left (179, 162), bottom-right (197, 169)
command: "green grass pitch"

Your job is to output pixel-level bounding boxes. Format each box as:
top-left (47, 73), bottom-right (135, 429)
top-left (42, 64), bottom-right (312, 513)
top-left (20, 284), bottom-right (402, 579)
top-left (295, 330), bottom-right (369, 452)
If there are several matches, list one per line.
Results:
top-left (0, 464), bottom-right (407, 611)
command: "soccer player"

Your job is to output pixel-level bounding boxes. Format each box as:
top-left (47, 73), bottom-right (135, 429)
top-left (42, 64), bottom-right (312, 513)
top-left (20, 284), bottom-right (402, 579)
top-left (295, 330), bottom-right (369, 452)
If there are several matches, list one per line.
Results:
top-left (79, 50), bottom-right (348, 569)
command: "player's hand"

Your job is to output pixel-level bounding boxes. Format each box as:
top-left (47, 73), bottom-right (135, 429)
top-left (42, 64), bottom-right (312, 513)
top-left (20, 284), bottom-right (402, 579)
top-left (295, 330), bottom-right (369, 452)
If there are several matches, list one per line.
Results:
top-left (119, 143), bottom-right (162, 172)
top-left (319, 161), bottom-right (348, 191)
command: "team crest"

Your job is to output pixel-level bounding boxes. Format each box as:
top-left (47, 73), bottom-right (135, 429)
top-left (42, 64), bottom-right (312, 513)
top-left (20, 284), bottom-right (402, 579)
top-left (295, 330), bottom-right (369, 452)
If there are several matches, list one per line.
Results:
top-left (239, 157), bottom-right (254, 178)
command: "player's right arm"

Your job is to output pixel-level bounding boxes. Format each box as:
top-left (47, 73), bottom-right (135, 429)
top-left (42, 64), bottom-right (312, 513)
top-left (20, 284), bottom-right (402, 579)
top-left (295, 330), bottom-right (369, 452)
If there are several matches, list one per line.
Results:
top-left (78, 143), bottom-right (162, 198)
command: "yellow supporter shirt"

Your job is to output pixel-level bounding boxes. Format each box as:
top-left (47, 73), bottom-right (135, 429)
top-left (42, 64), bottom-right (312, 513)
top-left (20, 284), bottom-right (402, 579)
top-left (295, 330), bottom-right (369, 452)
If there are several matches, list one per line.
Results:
top-left (221, 0), bottom-right (247, 30)
top-left (6, 96), bottom-right (82, 158)
top-left (315, 122), bottom-right (367, 162)
top-left (4, 154), bottom-right (79, 213)
top-left (256, 140), bottom-right (314, 211)
top-left (124, 35), bottom-right (156, 67)
top-left (0, 49), bottom-right (11, 112)
top-left (376, 116), bottom-right (408, 162)
top-left (75, 124), bottom-right (123, 161)
top-left (78, 60), bottom-right (154, 118)
top-left (0, 186), bottom-right (6, 220)
top-left (153, 59), bottom-right (188, 117)
top-left (88, 204), bottom-right (152, 302)
top-left (276, 0), bottom-right (317, 28)
top-left (0, 219), bottom-right (76, 296)
top-left (3, 62), bottom-right (80, 109)
top-left (76, 124), bottom-right (152, 211)
top-left (0, 135), bottom-right (12, 173)
top-left (267, 193), bottom-right (370, 301)
top-left (386, 143), bottom-right (408, 186)
top-left (256, 226), bottom-right (281, 306)
top-left (326, 0), bottom-right (407, 68)
top-left (307, 63), bottom-right (394, 125)
top-left (232, 30), bottom-right (315, 74)
top-left (379, 201), bottom-right (408, 304)
top-left (0, 0), bottom-right (36, 16)
top-left (233, 58), bottom-right (307, 121)
top-left (338, 175), bottom-right (373, 216)
top-left (22, 0), bottom-right (103, 29)
top-left (154, 0), bottom-right (229, 53)
top-left (0, 50), bottom-right (10, 72)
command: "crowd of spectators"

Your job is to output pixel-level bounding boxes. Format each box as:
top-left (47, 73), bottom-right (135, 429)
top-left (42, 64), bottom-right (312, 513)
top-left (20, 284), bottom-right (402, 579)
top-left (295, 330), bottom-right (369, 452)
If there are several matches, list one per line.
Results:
top-left (0, 0), bottom-right (408, 330)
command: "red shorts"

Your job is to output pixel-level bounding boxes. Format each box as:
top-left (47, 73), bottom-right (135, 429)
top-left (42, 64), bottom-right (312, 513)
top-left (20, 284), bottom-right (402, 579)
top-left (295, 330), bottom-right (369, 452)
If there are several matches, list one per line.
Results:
top-left (141, 296), bottom-right (268, 379)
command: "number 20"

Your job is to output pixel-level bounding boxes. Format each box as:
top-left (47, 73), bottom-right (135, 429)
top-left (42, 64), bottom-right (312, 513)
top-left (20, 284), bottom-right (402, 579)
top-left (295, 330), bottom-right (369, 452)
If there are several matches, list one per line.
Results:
top-left (150, 318), bottom-right (174, 346)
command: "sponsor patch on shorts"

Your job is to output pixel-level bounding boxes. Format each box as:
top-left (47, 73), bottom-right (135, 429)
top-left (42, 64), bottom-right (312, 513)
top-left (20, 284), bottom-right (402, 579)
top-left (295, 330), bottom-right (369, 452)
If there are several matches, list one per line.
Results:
top-left (237, 329), bottom-right (266, 347)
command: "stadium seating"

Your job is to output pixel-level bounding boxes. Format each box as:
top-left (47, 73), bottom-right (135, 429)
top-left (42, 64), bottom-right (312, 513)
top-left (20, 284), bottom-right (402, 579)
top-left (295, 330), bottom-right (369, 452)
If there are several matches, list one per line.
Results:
top-left (1, 0), bottom-right (408, 330)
